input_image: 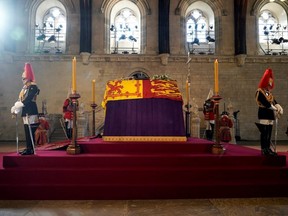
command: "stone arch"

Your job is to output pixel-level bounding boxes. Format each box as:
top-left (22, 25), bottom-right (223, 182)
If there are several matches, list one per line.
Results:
top-left (100, 0), bottom-right (151, 15)
top-left (251, 0), bottom-right (288, 16)
top-left (175, 0), bottom-right (224, 17)
top-left (129, 71), bottom-right (150, 80)
top-left (25, 0), bottom-right (77, 14)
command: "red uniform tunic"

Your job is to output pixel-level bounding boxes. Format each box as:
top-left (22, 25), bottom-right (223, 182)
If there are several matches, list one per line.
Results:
top-left (219, 114), bottom-right (233, 142)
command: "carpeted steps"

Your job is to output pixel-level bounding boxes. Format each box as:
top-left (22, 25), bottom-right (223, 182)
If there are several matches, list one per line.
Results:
top-left (0, 138), bottom-right (287, 200)
top-left (2, 153), bottom-right (286, 168)
top-left (1, 165), bottom-right (287, 185)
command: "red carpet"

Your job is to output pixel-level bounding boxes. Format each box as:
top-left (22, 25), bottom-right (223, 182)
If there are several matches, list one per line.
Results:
top-left (0, 137), bottom-right (287, 200)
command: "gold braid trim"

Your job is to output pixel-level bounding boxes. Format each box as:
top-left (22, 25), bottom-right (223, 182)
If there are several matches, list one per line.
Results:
top-left (18, 82), bottom-right (37, 101)
top-left (19, 89), bottom-right (25, 101)
top-left (256, 88), bottom-right (274, 108)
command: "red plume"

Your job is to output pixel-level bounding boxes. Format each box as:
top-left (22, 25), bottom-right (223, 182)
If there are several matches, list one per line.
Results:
top-left (23, 63), bottom-right (35, 82)
top-left (258, 68), bottom-right (274, 89)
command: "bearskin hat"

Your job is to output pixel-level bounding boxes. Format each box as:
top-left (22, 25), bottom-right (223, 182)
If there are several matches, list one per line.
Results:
top-left (22, 63), bottom-right (35, 82)
top-left (258, 68), bottom-right (274, 90)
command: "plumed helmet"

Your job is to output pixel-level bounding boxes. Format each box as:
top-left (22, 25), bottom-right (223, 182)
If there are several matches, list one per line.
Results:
top-left (22, 63), bottom-right (35, 82)
top-left (258, 68), bottom-right (274, 89)
top-left (206, 88), bottom-right (214, 100)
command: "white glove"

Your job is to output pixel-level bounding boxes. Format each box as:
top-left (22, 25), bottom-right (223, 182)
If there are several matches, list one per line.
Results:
top-left (11, 101), bottom-right (24, 114)
top-left (270, 104), bottom-right (277, 111)
top-left (275, 104), bottom-right (283, 115)
top-left (11, 106), bottom-right (16, 114)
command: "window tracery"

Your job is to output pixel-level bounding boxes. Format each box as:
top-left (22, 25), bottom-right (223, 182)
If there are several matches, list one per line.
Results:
top-left (258, 8), bottom-right (288, 55)
top-left (35, 6), bottom-right (66, 54)
top-left (110, 7), bottom-right (140, 54)
top-left (186, 8), bottom-right (215, 55)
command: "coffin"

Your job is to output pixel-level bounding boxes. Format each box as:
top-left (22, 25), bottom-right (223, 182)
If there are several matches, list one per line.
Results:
top-left (102, 79), bottom-right (186, 141)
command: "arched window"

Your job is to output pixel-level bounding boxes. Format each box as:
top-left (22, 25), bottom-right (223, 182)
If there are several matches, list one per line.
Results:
top-left (258, 3), bottom-right (288, 55)
top-left (185, 3), bottom-right (215, 55)
top-left (129, 71), bottom-right (150, 80)
top-left (34, 1), bottom-right (67, 54)
top-left (110, 1), bottom-right (141, 54)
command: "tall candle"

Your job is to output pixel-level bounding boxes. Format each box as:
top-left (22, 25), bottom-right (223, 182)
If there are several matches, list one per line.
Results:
top-left (72, 57), bottom-right (76, 93)
top-left (214, 59), bottom-right (219, 95)
top-left (92, 79), bottom-right (96, 103)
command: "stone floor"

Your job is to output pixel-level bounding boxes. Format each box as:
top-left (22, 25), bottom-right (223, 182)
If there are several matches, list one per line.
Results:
top-left (0, 140), bottom-right (287, 216)
top-left (0, 198), bottom-right (288, 216)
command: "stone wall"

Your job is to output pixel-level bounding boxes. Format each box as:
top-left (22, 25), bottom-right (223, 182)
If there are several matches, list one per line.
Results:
top-left (1, 54), bottom-right (288, 141)
top-left (0, 0), bottom-right (288, 141)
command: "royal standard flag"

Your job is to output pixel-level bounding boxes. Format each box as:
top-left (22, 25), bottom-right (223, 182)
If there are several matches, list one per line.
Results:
top-left (102, 79), bottom-right (183, 108)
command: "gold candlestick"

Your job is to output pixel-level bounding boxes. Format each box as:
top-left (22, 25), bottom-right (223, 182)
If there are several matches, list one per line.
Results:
top-left (67, 72), bottom-right (81, 154)
top-left (211, 95), bottom-right (225, 154)
top-left (90, 103), bottom-right (97, 136)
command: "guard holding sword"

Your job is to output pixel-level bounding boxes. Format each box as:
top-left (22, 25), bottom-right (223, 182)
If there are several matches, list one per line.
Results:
top-left (11, 62), bottom-right (40, 155)
top-left (255, 68), bottom-right (283, 156)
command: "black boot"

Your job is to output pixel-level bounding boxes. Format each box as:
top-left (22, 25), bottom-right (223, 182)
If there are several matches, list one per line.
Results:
top-left (65, 122), bottom-right (72, 139)
top-left (21, 125), bottom-right (35, 155)
top-left (66, 128), bottom-right (72, 139)
top-left (258, 123), bottom-right (267, 150)
top-left (256, 123), bottom-right (274, 156)
top-left (259, 124), bottom-right (277, 156)
top-left (267, 125), bottom-right (277, 156)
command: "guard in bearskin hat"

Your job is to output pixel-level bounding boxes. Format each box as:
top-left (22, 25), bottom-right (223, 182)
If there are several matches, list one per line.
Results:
top-left (11, 63), bottom-right (40, 155)
top-left (255, 68), bottom-right (283, 156)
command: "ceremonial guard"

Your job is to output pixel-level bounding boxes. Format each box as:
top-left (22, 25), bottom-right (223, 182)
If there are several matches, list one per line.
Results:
top-left (203, 90), bottom-right (215, 140)
top-left (219, 111), bottom-right (233, 143)
top-left (35, 113), bottom-right (50, 146)
top-left (255, 68), bottom-right (283, 156)
top-left (11, 63), bottom-right (40, 155)
top-left (63, 97), bottom-right (73, 139)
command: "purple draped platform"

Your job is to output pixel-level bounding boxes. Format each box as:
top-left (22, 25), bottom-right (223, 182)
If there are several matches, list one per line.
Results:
top-left (1, 138), bottom-right (288, 200)
top-left (103, 98), bottom-right (185, 137)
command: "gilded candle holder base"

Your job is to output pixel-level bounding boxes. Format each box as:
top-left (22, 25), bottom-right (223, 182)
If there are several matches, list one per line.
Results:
top-left (184, 104), bottom-right (192, 110)
top-left (212, 144), bottom-right (226, 155)
top-left (67, 144), bottom-right (81, 155)
top-left (90, 103), bottom-right (97, 109)
top-left (212, 94), bottom-right (222, 102)
top-left (69, 92), bottom-right (81, 101)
